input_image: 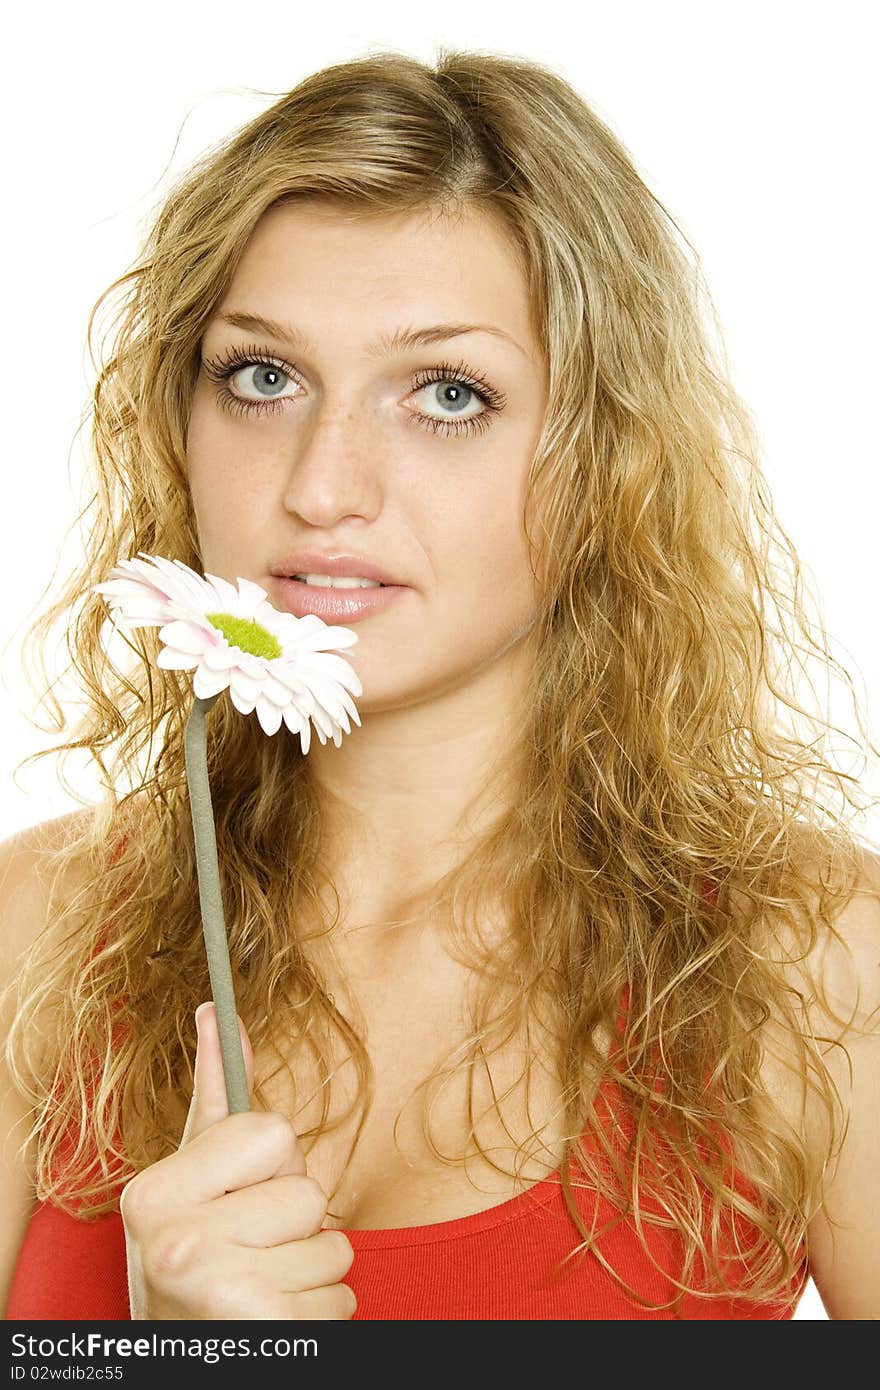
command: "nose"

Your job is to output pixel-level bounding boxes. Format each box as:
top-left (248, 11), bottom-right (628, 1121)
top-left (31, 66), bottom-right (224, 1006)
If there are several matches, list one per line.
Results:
top-left (280, 405), bottom-right (383, 528)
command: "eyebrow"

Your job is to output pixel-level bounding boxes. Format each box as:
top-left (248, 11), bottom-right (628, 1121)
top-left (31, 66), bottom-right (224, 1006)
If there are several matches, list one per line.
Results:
top-left (211, 310), bottom-right (529, 359)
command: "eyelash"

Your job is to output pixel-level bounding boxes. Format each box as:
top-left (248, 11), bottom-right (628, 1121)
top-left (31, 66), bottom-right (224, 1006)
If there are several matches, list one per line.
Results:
top-left (200, 342), bottom-right (506, 436)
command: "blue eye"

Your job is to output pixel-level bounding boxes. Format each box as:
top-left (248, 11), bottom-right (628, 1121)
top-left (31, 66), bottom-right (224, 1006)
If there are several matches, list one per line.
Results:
top-left (408, 368), bottom-right (497, 436)
top-left (200, 344), bottom-right (506, 437)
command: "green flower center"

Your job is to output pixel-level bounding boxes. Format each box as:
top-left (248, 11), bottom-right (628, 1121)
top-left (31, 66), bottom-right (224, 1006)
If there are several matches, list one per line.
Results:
top-left (206, 612), bottom-right (282, 660)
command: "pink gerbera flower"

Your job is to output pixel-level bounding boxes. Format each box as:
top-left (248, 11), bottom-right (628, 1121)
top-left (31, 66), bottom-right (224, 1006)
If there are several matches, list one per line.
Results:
top-left (94, 551), bottom-right (362, 752)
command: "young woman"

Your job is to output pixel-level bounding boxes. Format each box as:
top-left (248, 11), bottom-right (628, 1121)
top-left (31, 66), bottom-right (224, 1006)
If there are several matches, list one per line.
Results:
top-left (3, 49), bottom-right (878, 1321)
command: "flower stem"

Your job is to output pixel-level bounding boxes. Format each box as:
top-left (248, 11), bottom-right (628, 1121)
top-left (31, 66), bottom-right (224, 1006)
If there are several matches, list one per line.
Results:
top-left (183, 693), bottom-right (250, 1113)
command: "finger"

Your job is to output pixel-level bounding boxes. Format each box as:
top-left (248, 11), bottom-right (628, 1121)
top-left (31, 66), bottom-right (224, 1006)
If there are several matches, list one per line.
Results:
top-left (173, 1109), bottom-right (310, 1205)
top-left (237, 1229), bottom-right (355, 1295)
top-left (210, 1172), bottom-right (329, 1246)
top-left (282, 1281), bottom-right (357, 1320)
top-left (180, 1001), bottom-right (255, 1147)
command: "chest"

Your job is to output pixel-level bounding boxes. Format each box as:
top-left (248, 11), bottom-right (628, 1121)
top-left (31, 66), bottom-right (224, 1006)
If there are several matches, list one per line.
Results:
top-left (252, 962), bottom-right (581, 1232)
top-left (248, 961), bottom-right (823, 1235)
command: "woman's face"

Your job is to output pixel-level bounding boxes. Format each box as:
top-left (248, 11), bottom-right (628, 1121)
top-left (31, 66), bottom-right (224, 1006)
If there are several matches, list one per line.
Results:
top-left (186, 200), bottom-right (549, 713)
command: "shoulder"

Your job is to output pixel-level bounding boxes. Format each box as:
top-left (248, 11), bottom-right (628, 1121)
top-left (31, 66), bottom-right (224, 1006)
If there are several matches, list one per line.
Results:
top-left (0, 799), bottom-right (146, 1034)
top-left (0, 808), bottom-right (102, 1127)
top-left (0, 810), bottom-right (96, 934)
top-left (808, 845), bottom-right (880, 1318)
top-left (1, 797), bottom-right (149, 1088)
top-left (772, 842), bottom-right (880, 1318)
top-left (0, 810), bottom-right (97, 1031)
top-left (0, 807), bottom-right (96, 861)
top-left (0, 809), bottom-right (99, 1019)
top-left (0, 810), bottom-right (96, 1311)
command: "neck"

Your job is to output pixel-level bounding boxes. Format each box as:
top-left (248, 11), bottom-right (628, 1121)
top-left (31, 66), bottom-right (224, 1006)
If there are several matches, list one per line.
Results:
top-left (302, 632), bottom-right (535, 938)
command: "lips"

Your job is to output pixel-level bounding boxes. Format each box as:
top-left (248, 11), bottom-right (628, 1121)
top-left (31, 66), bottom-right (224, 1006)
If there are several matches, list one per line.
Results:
top-left (271, 575), bottom-right (409, 625)
top-left (269, 552), bottom-right (402, 587)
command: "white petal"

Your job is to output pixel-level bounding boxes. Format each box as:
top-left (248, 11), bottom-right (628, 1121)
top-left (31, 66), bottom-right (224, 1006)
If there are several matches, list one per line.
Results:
top-left (201, 640), bottom-right (241, 672)
top-left (228, 682), bottom-right (258, 715)
top-left (237, 651), bottom-right (266, 680)
top-left (324, 708), bottom-right (351, 739)
top-left (227, 668), bottom-right (262, 702)
top-left (296, 618), bottom-right (360, 653)
top-left (135, 559), bottom-right (211, 622)
top-left (272, 612), bottom-right (310, 644)
top-left (169, 558), bottom-right (218, 611)
top-left (339, 688), bottom-right (362, 727)
top-left (107, 608), bottom-right (166, 628)
top-left (264, 658), bottom-right (310, 696)
top-left (203, 571), bottom-right (241, 610)
top-left (255, 695), bottom-right (283, 736)
top-left (158, 619), bottom-right (213, 655)
top-left (108, 557), bottom-right (175, 594)
top-left (280, 691), bottom-right (309, 725)
top-left (156, 646), bottom-right (200, 670)
top-left (100, 555), bottom-right (210, 628)
top-left (315, 653), bottom-right (363, 697)
top-left (280, 649), bottom-right (361, 700)
top-left (94, 582), bottom-right (170, 624)
top-left (279, 614), bottom-right (329, 647)
top-left (329, 649), bottom-right (364, 688)
top-left (273, 674), bottom-right (315, 715)
top-left (308, 701), bottom-right (336, 743)
top-left (94, 576), bottom-right (168, 608)
top-left (258, 671), bottom-right (298, 707)
top-left (234, 578), bottom-right (271, 619)
top-left (252, 597), bottom-right (298, 639)
top-left (135, 554), bottom-right (207, 610)
top-left (282, 701), bottom-right (310, 753)
top-left (192, 663), bottom-right (232, 699)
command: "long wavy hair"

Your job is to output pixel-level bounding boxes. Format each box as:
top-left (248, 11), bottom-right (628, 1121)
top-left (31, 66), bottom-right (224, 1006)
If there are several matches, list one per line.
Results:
top-left (5, 48), bottom-right (879, 1314)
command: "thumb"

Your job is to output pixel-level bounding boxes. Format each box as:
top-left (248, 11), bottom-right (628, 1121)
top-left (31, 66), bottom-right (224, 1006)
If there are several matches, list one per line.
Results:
top-left (179, 1000), bottom-right (255, 1148)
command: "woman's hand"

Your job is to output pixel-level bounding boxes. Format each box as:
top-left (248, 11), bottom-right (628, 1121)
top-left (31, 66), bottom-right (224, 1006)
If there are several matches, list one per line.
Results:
top-left (120, 1001), bottom-right (356, 1320)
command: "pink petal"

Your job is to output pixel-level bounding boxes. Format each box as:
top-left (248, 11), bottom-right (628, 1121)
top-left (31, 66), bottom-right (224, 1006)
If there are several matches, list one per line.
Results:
top-left (132, 555), bottom-right (200, 608)
top-left (159, 619), bottom-right (213, 655)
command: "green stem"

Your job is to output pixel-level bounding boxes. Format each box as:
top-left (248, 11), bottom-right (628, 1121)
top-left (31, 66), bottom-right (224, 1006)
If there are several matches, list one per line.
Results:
top-left (183, 693), bottom-right (250, 1113)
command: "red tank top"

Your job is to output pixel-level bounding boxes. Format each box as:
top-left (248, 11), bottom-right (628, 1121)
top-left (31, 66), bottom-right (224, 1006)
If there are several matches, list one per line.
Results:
top-left (6, 873), bottom-right (807, 1320)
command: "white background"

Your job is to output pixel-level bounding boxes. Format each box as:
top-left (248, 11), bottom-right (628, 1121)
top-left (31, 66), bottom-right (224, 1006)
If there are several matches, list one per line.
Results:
top-left (3, 0), bottom-right (878, 1319)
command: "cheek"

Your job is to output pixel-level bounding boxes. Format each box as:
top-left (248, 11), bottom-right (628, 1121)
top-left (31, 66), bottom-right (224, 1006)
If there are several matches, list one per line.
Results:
top-left (184, 417), bottom-right (242, 565)
top-left (444, 487), bottom-right (538, 619)
top-left (474, 475), bottom-right (534, 585)
top-left (186, 391), bottom-right (258, 518)
top-left (186, 386), bottom-right (228, 482)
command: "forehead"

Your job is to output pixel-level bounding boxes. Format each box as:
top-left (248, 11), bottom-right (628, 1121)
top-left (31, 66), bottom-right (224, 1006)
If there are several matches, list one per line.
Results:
top-left (213, 200), bottom-right (538, 360)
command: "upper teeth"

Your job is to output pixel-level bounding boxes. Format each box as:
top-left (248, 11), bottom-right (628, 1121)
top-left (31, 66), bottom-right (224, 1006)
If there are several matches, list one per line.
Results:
top-left (292, 573), bottom-right (383, 588)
